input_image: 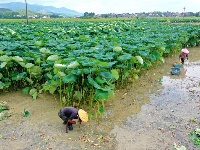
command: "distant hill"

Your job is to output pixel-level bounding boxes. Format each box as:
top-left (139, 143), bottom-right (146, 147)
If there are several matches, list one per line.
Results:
top-left (0, 2), bottom-right (83, 17)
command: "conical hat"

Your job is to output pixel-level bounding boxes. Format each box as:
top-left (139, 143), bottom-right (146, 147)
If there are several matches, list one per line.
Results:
top-left (181, 48), bottom-right (189, 54)
top-left (78, 109), bottom-right (88, 122)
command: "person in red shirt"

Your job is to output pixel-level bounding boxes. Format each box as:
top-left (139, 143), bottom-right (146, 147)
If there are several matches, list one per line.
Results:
top-left (58, 107), bottom-right (88, 132)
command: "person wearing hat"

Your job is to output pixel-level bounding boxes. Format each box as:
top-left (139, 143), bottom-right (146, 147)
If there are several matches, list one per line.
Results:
top-left (179, 48), bottom-right (189, 64)
top-left (58, 107), bottom-right (88, 132)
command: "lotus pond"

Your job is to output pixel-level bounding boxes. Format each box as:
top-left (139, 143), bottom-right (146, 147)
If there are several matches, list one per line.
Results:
top-left (0, 18), bottom-right (200, 113)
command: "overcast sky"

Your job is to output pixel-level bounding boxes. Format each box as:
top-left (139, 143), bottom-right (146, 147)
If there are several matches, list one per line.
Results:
top-left (0, 0), bottom-right (199, 14)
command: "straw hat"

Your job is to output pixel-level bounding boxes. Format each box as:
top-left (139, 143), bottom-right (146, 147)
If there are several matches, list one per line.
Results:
top-left (78, 109), bottom-right (88, 122)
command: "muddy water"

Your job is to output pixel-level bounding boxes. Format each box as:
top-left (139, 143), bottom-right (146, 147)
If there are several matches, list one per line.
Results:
top-left (0, 47), bottom-right (200, 150)
top-left (111, 47), bottom-right (200, 150)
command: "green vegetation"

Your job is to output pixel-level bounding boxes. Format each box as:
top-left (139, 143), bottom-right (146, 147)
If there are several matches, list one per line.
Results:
top-left (190, 128), bottom-right (200, 146)
top-left (0, 18), bottom-right (199, 112)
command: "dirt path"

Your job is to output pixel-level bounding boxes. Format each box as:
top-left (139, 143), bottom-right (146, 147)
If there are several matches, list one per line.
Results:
top-left (0, 47), bottom-right (200, 150)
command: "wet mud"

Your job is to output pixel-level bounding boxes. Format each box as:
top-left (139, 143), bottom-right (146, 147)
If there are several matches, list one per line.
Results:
top-left (0, 47), bottom-right (200, 150)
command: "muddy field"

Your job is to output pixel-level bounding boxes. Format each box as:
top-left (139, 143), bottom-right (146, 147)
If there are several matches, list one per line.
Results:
top-left (0, 47), bottom-right (200, 150)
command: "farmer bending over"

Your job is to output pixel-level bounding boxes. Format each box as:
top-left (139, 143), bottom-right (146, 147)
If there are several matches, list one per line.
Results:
top-left (179, 48), bottom-right (189, 64)
top-left (58, 107), bottom-right (88, 133)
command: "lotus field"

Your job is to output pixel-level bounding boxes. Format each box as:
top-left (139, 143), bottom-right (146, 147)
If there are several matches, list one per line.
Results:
top-left (0, 19), bottom-right (199, 110)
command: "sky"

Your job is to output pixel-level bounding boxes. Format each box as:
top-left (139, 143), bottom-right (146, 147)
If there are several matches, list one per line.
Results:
top-left (0, 0), bottom-right (199, 14)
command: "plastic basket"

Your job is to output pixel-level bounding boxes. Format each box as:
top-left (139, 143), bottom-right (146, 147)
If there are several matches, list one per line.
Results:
top-left (173, 63), bottom-right (182, 68)
top-left (171, 67), bottom-right (181, 75)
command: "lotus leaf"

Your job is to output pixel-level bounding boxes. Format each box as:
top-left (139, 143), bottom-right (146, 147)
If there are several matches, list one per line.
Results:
top-left (25, 63), bottom-right (34, 69)
top-left (57, 71), bottom-right (66, 78)
top-left (0, 55), bottom-right (11, 62)
top-left (99, 71), bottom-right (113, 81)
top-left (47, 55), bottom-right (60, 61)
top-left (0, 62), bottom-right (7, 68)
top-left (12, 56), bottom-right (23, 62)
top-left (136, 56), bottom-right (144, 64)
top-left (67, 61), bottom-right (80, 69)
top-left (111, 69), bottom-right (119, 80)
top-left (113, 46), bottom-right (123, 52)
top-left (54, 64), bottom-right (67, 69)
top-left (62, 74), bottom-right (77, 83)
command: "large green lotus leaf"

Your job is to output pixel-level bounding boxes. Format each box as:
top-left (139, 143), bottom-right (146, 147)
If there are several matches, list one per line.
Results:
top-left (80, 59), bottom-right (94, 67)
top-left (25, 63), bottom-right (34, 69)
top-left (0, 55), bottom-right (11, 62)
top-left (94, 89), bottom-right (108, 101)
top-left (35, 58), bottom-right (41, 64)
top-left (95, 76), bottom-right (106, 85)
top-left (62, 74), bottom-right (77, 83)
top-left (94, 89), bottom-right (114, 101)
top-left (88, 75), bottom-right (102, 90)
top-left (29, 66), bottom-right (42, 74)
top-left (99, 71), bottom-right (113, 80)
top-left (54, 64), bottom-right (67, 69)
top-left (34, 41), bottom-right (44, 47)
top-left (39, 47), bottom-right (51, 54)
top-left (152, 51), bottom-right (161, 59)
top-left (136, 56), bottom-right (144, 64)
top-left (51, 79), bottom-right (60, 86)
top-left (111, 69), bottom-right (119, 80)
top-left (71, 69), bottom-right (82, 75)
top-left (113, 46), bottom-right (123, 52)
top-left (138, 50), bottom-right (149, 57)
top-left (18, 62), bottom-right (25, 67)
top-left (148, 54), bottom-right (156, 61)
top-left (118, 53), bottom-right (132, 61)
top-left (0, 62), bottom-right (7, 68)
top-left (57, 71), bottom-right (66, 78)
top-left (12, 56), bottom-right (23, 62)
top-left (67, 61), bottom-right (80, 69)
top-left (47, 55), bottom-right (60, 61)
top-left (8, 28), bottom-right (16, 35)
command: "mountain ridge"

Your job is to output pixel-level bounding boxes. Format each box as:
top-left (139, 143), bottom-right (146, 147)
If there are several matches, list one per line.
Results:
top-left (0, 2), bottom-right (83, 17)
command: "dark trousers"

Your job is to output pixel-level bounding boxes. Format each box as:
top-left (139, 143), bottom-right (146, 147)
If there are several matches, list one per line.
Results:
top-left (58, 110), bottom-right (73, 127)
